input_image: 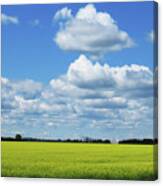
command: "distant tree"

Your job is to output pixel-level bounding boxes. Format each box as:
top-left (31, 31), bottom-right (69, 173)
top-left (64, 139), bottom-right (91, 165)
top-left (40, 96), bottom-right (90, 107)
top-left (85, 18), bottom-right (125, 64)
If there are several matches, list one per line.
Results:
top-left (15, 134), bottom-right (22, 141)
top-left (118, 138), bottom-right (157, 144)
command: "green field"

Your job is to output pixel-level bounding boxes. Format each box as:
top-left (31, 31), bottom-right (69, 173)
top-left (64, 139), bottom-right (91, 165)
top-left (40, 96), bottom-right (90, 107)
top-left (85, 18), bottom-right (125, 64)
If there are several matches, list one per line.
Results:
top-left (1, 142), bottom-right (157, 180)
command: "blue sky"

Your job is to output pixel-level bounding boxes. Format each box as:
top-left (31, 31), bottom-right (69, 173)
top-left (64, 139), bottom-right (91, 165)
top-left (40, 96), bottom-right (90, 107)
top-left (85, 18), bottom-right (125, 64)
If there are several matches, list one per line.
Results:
top-left (1, 1), bottom-right (157, 140)
top-left (2, 2), bottom-right (155, 82)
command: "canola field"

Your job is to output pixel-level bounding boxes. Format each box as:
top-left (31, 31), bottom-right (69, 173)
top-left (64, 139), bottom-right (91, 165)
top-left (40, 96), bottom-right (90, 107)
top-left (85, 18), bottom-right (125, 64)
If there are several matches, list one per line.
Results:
top-left (1, 142), bottom-right (157, 180)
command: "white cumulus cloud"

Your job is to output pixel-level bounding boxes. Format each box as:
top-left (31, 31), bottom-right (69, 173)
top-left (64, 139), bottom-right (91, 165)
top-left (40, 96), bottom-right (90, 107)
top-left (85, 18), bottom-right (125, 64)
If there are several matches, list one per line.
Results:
top-left (54, 4), bottom-right (134, 58)
top-left (65, 55), bottom-right (153, 96)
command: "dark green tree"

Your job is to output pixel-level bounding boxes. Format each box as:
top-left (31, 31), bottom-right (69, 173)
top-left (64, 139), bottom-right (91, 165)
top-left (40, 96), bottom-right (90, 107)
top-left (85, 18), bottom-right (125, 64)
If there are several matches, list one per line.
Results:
top-left (15, 134), bottom-right (22, 141)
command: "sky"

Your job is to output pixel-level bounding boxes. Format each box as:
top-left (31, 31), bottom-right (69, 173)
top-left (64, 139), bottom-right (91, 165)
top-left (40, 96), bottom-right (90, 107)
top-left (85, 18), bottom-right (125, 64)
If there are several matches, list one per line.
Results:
top-left (1, 1), bottom-right (157, 140)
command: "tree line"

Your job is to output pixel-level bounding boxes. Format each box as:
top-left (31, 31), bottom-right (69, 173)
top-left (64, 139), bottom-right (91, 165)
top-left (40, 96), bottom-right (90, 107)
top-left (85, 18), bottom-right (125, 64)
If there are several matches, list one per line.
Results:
top-left (1, 135), bottom-right (111, 143)
top-left (119, 138), bottom-right (158, 144)
top-left (1, 134), bottom-right (158, 144)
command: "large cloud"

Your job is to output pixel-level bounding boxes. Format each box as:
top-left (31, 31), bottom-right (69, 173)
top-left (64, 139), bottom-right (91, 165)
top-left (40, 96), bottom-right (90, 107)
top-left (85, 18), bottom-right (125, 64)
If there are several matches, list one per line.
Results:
top-left (1, 55), bottom-right (154, 138)
top-left (51, 55), bottom-right (153, 98)
top-left (54, 4), bottom-right (134, 58)
top-left (49, 55), bottom-right (153, 128)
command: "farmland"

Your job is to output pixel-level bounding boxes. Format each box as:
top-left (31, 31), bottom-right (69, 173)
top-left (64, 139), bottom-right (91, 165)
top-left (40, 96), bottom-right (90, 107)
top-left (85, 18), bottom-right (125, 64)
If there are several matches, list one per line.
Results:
top-left (1, 142), bottom-right (157, 180)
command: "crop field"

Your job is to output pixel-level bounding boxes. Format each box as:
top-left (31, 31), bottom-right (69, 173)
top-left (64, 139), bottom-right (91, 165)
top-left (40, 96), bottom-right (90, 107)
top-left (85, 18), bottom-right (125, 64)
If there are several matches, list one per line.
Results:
top-left (1, 142), bottom-right (157, 180)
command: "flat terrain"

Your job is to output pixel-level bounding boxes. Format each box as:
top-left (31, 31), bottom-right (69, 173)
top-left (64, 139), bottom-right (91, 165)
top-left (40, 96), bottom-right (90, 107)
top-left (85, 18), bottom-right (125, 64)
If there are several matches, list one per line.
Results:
top-left (1, 142), bottom-right (157, 180)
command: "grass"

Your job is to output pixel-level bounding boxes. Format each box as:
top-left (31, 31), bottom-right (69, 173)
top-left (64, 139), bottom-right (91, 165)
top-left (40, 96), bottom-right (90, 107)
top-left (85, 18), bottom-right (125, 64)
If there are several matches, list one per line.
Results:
top-left (1, 142), bottom-right (158, 180)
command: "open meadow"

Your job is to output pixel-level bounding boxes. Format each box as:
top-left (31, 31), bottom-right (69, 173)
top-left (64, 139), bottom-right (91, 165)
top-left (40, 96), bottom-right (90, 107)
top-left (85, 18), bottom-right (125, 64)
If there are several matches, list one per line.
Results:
top-left (1, 142), bottom-right (157, 180)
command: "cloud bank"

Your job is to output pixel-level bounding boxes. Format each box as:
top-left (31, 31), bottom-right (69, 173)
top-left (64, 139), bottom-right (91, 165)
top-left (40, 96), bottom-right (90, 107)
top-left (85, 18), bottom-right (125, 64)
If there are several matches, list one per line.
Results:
top-left (1, 55), bottom-right (154, 139)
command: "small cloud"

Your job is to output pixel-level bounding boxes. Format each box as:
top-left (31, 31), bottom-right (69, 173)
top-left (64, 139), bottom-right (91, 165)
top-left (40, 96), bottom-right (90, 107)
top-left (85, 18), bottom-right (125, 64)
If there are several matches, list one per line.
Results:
top-left (1, 13), bottom-right (19, 25)
top-left (148, 30), bottom-right (155, 42)
top-left (54, 7), bottom-right (72, 21)
top-left (30, 19), bottom-right (40, 27)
